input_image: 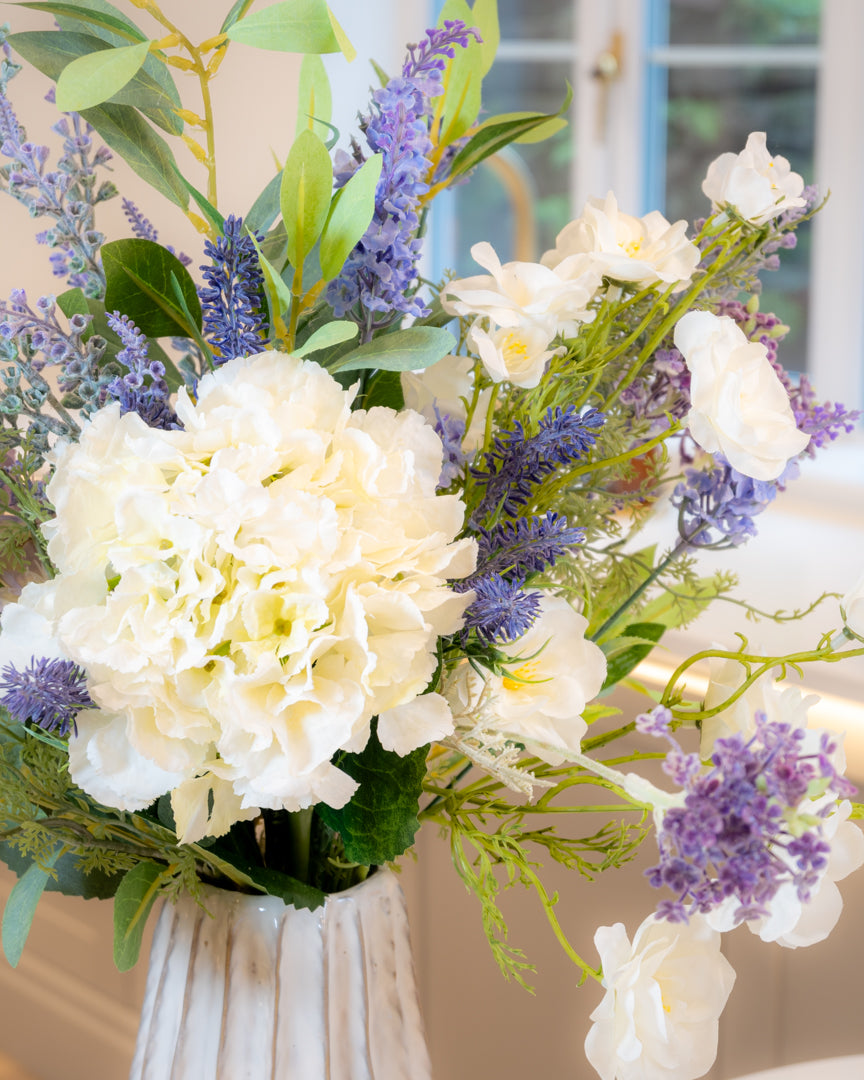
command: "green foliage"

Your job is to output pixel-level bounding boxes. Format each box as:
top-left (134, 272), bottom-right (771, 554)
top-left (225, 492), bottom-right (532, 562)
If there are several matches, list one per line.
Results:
top-left (293, 320), bottom-right (357, 358)
top-left (113, 860), bottom-right (164, 970)
top-left (436, 0), bottom-right (484, 143)
top-left (55, 38), bottom-right (150, 112)
top-left (327, 326), bottom-right (456, 374)
top-left (318, 725), bottom-right (428, 865)
top-left (225, 0), bottom-right (348, 55)
top-left (2, 851), bottom-right (58, 967)
top-left (281, 129), bottom-right (333, 274)
top-left (102, 239), bottom-right (202, 337)
top-left (318, 154), bottom-right (383, 282)
top-left (601, 621), bottom-right (666, 690)
top-left (295, 54), bottom-right (332, 141)
top-left (13, 2), bottom-right (147, 43)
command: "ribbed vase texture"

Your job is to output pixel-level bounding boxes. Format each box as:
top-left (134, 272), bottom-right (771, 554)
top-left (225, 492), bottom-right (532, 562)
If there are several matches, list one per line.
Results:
top-left (129, 869), bottom-right (432, 1080)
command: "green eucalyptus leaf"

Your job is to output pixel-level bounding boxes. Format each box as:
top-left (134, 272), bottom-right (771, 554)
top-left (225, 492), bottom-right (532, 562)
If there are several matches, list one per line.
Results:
top-left (55, 38), bottom-right (150, 112)
top-left (486, 110), bottom-right (567, 145)
top-left (102, 239), bottom-right (201, 338)
top-left (295, 53), bottom-right (332, 141)
top-left (472, 0), bottom-right (500, 76)
top-left (317, 723), bottom-right (427, 865)
top-left (328, 327), bottom-right (456, 374)
top-left (78, 101), bottom-right (188, 207)
top-left (56, 286), bottom-right (90, 323)
top-left (175, 174), bottom-right (225, 235)
top-left (601, 622), bottom-right (665, 691)
top-left (113, 860), bottom-right (163, 972)
top-left (7, 31), bottom-right (183, 135)
top-left (436, 0), bottom-right (483, 144)
top-left (448, 84), bottom-right (572, 180)
top-left (325, 5), bottom-right (355, 62)
top-left (2, 851), bottom-right (59, 968)
top-left (12, 1), bottom-right (147, 42)
top-left (242, 866), bottom-right (325, 911)
top-left (225, 0), bottom-right (342, 54)
top-left (281, 128), bottom-right (333, 272)
top-left (362, 369), bottom-right (405, 411)
top-left (220, 0), bottom-right (254, 33)
top-left (248, 234), bottom-right (293, 333)
top-left (246, 170), bottom-right (283, 235)
top-left (293, 320), bottom-right (357, 357)
top-left (319, 152), bottom-right (382, 282)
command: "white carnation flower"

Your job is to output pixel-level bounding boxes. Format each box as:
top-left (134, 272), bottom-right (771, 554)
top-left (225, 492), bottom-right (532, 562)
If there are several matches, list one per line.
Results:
top-left (541, 192), bottom-right (700, 291)
top-left (585, 913), bottom-right (735, 1080)
top-left (702, 131), bottom-right (806, 225)
top-left (34, 351), bottom-right (476, 842)
top-left (674, 310), bottom-right (810, 480)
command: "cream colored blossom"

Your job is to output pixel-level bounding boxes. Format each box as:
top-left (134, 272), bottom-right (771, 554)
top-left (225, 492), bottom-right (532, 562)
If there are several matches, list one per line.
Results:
top-left (400, 354), bottom-right (491, 450)
top-left (34, 351), bottom-right (476, 842)
top-left (674, 310), bottom-right (809, 480)
top-left (468, 321), bottom-right (563, 389)
top-left (542, 192), bottom-right (700, 291)
top-left (702, 131), bottom-right (806, 225)
top-left (585, 913), bottom-right (735, 1080)
top-left (841, 570), bottom-right (864, 638)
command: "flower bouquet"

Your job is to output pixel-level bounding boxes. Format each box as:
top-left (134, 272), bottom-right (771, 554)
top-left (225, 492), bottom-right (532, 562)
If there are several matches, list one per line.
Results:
top-left (0, 1), bottom-right (862, 1077)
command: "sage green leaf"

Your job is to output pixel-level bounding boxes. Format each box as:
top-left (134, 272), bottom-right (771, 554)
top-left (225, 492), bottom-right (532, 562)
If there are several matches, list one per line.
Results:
top-left (328, 326), bottom-right (456, 374)
top-left (484, 110), bottom-right (567, 145)
top-left (56, 286), bottom-right (90, 324)
top-left (175, 174), bottom-right (226, 235)
top-left (293, 320), bottom-right (357, 358)
top-left (225, 0), bottom-right (342, 54)
top-left (78, 101), bottom-right (188, 207)
top-left (7, 30), bottom-right (183, 135)
top-left (12, 1), bottom-right (147, 42)
top-left (242, 866), bottom-right (325, 911)
top-left (471, 0), bottom-right (500, 76)
top-left (0, 841), bottom-right (122, 901)
top-left (281, 128), bottom-right (333, 272)
top-left (448, 85), bottom-right (573, 181)
top-left (601, 622), bottom-right (665, 691)
top-left (295, 54), bottom-right (332, 141)
top-left (2, 851), bottom-right (59, 967)
top-left (362, 369), bottom-right (405, 411)
top-left (113, 860), bottom-right (163, 972)
top-left (436, 0), bottom-right (483, 144)
top-left (317, 724), bottom-right (427, 865)
top-left (248, 234), bottom-right (293, 333)
top-left (55, 39), bottom-right (150, 112)
top-left (220, 0), bottom-right (254, 33)
top-left (326, 5), bottom-right (356, 62)
top-left (319, 153), bottom-right (382, 282)
top-left (246, 171), bottom-right (283, 234)
top-left (102, 239), bottom-right (201, 338)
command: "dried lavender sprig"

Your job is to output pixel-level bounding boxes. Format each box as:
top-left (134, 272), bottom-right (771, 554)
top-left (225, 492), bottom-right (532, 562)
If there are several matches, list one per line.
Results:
top-left (199, 214), bottom-right (268, 363)
top-left (475, 511), bottom-right (586, 580)
top-left (103, 312), bottom-right (179, 430)
top-left (0, 656), bottom-right (93, 736)
top-left (457, 572), bottom-right (542, 644)
top-left (122, 198), bottom-right (192, 266)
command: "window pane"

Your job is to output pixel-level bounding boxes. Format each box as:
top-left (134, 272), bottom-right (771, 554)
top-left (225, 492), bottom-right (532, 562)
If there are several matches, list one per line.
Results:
top-left (668, 0), bottom-right (820, 46)
top-left (498, 0), bottom-right (574, 40)
top-left (663, 65), bottom-right (817, 372)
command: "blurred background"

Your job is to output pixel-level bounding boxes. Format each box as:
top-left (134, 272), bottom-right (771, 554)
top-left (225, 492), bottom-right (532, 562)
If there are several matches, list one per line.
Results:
top-left (0, 1), bottom-right (863, 1077)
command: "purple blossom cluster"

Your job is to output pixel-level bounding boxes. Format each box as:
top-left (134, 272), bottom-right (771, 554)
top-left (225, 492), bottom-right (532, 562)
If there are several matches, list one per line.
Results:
top-left (326, 21), bottom-right (479, 330)
top-left (458, 573), bottom-right (541, 644)
top-left (199, 214), bottom-right (268, 363)
top-left (670, 453), bottom-right (797, 547)
top-left (0, 655), bottom-right (93, 736)
top-left (645, 713), bottom-right (855, 924)
top-left (472, 405), bottom-right (606, 524)
top-left (771, 364), bottom-right (860, 455)
top-left (102, 312), bottom-right (178, 430)
top-left (122, 198), bottom-right (192, 266)
top-left (620, 346), bottom-right (691, 435)
top-left (433, 407), bottom-right (467, 487)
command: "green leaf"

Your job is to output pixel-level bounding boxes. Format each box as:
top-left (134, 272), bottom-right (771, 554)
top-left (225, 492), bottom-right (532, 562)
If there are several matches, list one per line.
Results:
top-left (242, 866), bottom-right (325, 911)
top-left (638, 577), bottom-right (725, 631)
top-left (363, 369), bottom-right (405, 411)
top-left (55, 38), bottom-right (150, 111)
top-left (317, 723), bottom-right (427, 865)
top-left (436, 0), bottom-right (483, 143)
top-left (448, 84), bottom-right (572, 180)
top-left (471, 0), bottom-right (500, 76)
top-left (78, 101), bottom-right (188, 207)
top-left (7, 30), bottom-right (183, 135)
top-left (2, 851), bottom-right (59, 967)
top-left (248, 234), bottom-right (293, 336)
top-left (225, 0), bottom-right (343, 54)
top-left (281, 128), bottom-right (333, 272)
top-left (246, 170), bottom-right (283, 234)
top-left (326, 5), bottom-right (356, 62)
top-left (485, 110), bottom-right (567, 145)
top-left (0, 841), bottom-right (122, 901)
top-left (12, 1), bottom-right (147, 42)
top-left (102, 239), bottom-right (202, 338)
top-left (113, 860), bottom-right (163, 972)
top-left (175, 173), bottom-right (225, 235)
top-left (601, 621), bottom-right (665, 691)
top-left (294, 320), bottom-right (357, 357)
top-left (56, 286), bottom-right (90, 323)
top-left (220, 0), bottom-right (254, 33)
top-left (295, 53), bottom-right (332, 141)
top-left (328, 326), bottom-right (456, 374)
top-left (318, 152), bottom-right (382, 282)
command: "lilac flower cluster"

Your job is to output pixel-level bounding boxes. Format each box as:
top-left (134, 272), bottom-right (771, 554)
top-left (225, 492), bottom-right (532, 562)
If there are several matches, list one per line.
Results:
top-left (199, 214), bottom-right (268, 363)
top-left (102, 312), bottom-right (178, 430)
top-left (433, 407), bottom-right (467, 487)
top-left (122, 198), bottom-right (192, 267)
top-left (0, 656), bottom-right (93, 736)
top-left (1, 33), bottom-right (114, 298)
top-left (459, 573), bottom-right (541, 644)
top-left (770, 364), bottom-right (860, 456)
top-left (670, 453), bottom-right (797, 547)
top-left (472, 405), bottom-right (606, 524)
top-left (645, 713), bottom-right (855, 924)
top-left (620, 346), bottom-right (691, 436)
top-left (326, 22), bottom-right (479, 330)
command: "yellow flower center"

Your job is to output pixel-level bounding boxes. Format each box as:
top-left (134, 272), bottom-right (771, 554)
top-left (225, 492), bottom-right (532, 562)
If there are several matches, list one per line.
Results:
top-left (502, 657), bottom-right (542, 691)
top-left (501, 331), bottom-right (529, 361)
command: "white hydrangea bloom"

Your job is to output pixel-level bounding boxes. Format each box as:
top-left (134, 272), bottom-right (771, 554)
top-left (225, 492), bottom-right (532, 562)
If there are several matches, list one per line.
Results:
top-left (542, 192), bottom-right (700, 291)
top-left (585, 913), bottom-right (735, 1080)
top-left (702, 131), bottom-right (806, 225)
top-left (674, 310), bottom-right (810, 480)
top-left (34, 351), bottom-right (477, 842)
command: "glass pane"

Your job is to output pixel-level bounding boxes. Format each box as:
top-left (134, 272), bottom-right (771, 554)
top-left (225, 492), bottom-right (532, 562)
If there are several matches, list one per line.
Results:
top-left (498, 0), bottom-right (574, 40)
top-left (449, 58), bottom-right (573, 275)
top-left (663, 65), bottom-right (817, 372)
top-left (668, 0), bottom-right (820, 46)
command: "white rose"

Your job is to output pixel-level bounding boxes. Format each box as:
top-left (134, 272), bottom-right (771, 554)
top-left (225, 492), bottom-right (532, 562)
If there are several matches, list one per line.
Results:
top-left (674, 310), bottom-right (810, 480)
top-left (445, 595), bottom-right (606, 760)
top-left (542, 192), bottom-right (700, 291)
top-left (585, 913), bottom-right (735, 1080)
top-left (702, 131), bottom-right (806, 225)
top-left (841, 570), bottom-right (864, 637)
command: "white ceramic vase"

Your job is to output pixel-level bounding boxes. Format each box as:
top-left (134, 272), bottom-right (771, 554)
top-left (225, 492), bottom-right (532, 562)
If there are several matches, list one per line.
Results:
top-left (128, 868), bottom-right (432, 1080)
